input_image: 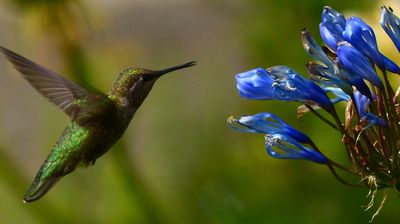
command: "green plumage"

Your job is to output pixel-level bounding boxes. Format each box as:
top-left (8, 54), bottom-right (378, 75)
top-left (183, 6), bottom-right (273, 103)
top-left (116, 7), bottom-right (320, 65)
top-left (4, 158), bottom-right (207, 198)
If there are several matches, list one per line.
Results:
top-left (0, 46), bottom-right (195, 202)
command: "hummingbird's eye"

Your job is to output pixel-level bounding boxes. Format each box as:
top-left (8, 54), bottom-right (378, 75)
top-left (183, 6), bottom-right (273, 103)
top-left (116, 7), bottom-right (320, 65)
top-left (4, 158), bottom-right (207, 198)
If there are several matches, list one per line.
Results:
top-left (141, 75), bottom-right (153, 81)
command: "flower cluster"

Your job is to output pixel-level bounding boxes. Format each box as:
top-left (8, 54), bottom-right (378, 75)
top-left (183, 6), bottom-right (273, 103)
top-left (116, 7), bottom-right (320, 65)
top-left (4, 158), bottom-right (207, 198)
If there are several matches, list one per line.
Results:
top-left (228, 6), bottom-right (400, 220)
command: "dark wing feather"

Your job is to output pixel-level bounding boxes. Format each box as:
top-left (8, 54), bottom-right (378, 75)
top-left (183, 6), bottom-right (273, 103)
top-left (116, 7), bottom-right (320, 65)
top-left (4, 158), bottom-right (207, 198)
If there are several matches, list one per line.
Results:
top-left (0, 46), bottom-right (110, 123)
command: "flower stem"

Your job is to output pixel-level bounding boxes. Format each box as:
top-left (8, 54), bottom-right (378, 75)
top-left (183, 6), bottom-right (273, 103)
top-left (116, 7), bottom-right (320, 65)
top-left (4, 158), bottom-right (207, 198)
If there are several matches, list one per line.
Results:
top-left (326, 164), bottom-right (362, 187)
top-left (305, 105), bottom-right (338, 130)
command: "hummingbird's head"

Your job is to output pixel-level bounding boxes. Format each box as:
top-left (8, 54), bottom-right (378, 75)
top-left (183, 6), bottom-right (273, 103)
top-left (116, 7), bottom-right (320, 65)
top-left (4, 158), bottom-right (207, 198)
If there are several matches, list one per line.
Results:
top-left (110, 61), bottom-right (196, 109)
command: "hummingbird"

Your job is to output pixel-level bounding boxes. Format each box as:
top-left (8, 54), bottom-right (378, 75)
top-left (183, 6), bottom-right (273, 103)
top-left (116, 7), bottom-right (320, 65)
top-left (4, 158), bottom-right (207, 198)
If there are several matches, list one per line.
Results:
top-left (0, 46), bottom-right (195, 203)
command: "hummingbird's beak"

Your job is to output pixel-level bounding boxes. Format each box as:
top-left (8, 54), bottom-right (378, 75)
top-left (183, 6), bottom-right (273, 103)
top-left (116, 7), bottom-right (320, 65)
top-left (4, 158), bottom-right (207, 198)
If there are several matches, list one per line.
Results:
top-left (155, 61), bottom-right (196, 77)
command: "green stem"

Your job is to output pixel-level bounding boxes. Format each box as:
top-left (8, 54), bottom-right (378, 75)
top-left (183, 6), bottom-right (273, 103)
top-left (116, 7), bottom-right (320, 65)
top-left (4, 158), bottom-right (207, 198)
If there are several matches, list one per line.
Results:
top-left (350, 94), bottom-right (360, 121)
top-left (305, 105), bottom-right (338, 131)
top-left (326, 164), bottom-right (362, 187)
top-left (308, 141), bottom-right (357, 174)
top-left (380, 88), bottom-right (398, 171)
top-left (330, 109), bottom-right (366, 171)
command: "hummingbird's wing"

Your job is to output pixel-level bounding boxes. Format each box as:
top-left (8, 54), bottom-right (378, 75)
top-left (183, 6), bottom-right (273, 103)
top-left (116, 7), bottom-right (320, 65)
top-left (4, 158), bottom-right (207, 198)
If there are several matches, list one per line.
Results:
top-left (0, 46), bottom-right (112, 124)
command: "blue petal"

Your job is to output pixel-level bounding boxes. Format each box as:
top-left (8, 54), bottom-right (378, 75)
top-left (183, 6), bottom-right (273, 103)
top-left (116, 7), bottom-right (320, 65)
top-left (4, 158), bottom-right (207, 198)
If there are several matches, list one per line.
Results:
top-left (336, 69), bottom-right (373, 100)
top-left (306, 62), bottom-right (354, 96)
top-left (343, 17), bottom-right (384, 68)
top-left (319, 22), bottom-right (345, 50)
top-left (380, 6), bottom-right (400, 53)
top-left (265, 134), bottom-right (328, 164)
top-left (266, 66), bottom-right (333, 109)
top-left (361, 113), bottom-right (387, 128)
top-left (319, 6), bottom-right (346, 50)
top-left (330, 97), bottom-right (346, 104)
top-left (337, 44), bottom-right (383, 88)
top-left (313, 62), bottom-right (373, 100)
top-left (236, 68), bottom-right (275, 100)
top-left (301, 29), bottom-right (333, 69)
top-left (381, 53), bottom-right (400, 73)
top-left (321, 6), bottom-right (347, 25)
top-left (323, 86), bottom-right (350, 102)
top-left (236, 67), bottom-right (333, 110)
top-left (354, 91), bottom-right (370, 116)
top-left (227, 112), bottom-right (312, 144)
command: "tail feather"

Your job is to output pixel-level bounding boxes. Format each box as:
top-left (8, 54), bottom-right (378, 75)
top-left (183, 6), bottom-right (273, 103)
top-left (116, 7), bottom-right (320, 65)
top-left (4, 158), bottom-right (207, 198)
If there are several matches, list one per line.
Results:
top-left (23, 176), bottom-right (60, 203)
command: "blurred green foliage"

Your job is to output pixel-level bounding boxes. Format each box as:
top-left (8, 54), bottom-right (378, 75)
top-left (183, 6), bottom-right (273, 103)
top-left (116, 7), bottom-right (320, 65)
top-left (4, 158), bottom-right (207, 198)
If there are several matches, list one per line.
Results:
top-left (0, 0), bottom-right (399, 223)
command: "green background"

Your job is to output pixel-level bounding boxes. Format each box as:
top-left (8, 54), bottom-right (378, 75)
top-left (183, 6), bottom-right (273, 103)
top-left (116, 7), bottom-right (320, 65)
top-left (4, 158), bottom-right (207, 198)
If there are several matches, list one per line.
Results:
top-left (0, 0), bottom-right (399, 223)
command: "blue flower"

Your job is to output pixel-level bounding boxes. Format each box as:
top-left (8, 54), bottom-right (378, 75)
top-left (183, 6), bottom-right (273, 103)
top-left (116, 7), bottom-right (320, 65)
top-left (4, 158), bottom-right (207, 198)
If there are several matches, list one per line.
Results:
top-left (361, 113), bottom-right (387, 128)
top-left (306, 62), bottom-right (355, 98)
top-left (337, 44), bottom-right (383, 88)
top-left (268, 66), bottom-right (333, 109)
top-left (236, 66), bottom-right (333, 110)
top-left (354, 91), bottom-right (370, 116)
top-left (227, 112), bottom-right (312, 144)
top-left (354, 91), bottom-right (386, 127)
top-left (381, 53), bottom-right (400, 73)
top-left (322, 86), bottom-right (350, 103)
top-left (380, 6), bottom-right (400, 53)
top-left (265, 134), bottom-right (328, 164)
top-left (301, 29), bottom-right (333, 69)
top-left (343, 17), bottom-right (385, 68)
top-left (306, 62), bottom-right (335, 81)
top-left (319, 6), bottom-right (346, 50)
top-left (321, 6), bottom-right (347, 24)
top-left (303, 25), bottom-right (373, 98)
top-left (235, 68), bottom-right (275, 100)
top-left (301, 30), bottom-right (352, 95)
top-left (342, 16), bottom-right (400, 72)
top-left (335, 68), bottom-right (373, 100)
top-left (319, 7), bottom-right (400, 73)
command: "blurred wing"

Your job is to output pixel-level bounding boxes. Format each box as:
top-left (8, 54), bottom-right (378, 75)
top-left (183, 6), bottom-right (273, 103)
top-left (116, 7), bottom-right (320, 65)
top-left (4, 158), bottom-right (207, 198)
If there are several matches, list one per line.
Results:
top-left (0, 46), bottom-right (109, 123)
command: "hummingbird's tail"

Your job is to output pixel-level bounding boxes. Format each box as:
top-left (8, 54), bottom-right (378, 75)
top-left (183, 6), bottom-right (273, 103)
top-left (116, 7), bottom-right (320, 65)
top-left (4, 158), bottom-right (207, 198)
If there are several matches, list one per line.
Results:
top-left (23, 174), bottom-right (61, 203)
